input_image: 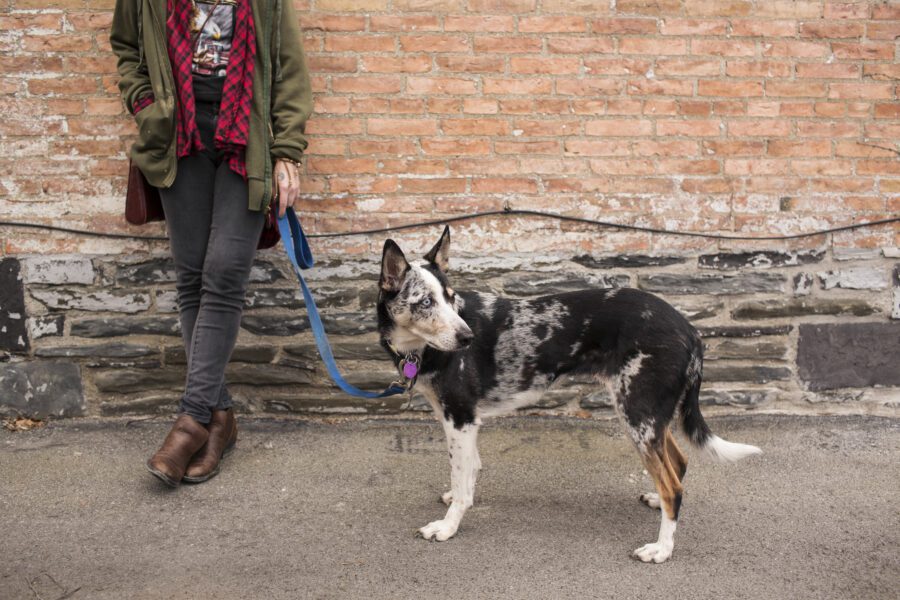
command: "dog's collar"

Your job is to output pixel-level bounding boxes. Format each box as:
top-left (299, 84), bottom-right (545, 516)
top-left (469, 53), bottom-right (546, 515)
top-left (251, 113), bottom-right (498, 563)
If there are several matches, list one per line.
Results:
top-left (386, 342), bottom-right (420, 391)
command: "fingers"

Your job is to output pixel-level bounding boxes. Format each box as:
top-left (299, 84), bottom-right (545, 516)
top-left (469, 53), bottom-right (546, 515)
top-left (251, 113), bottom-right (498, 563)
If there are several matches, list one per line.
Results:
top-left (274, 159), bottom-right (300, 218)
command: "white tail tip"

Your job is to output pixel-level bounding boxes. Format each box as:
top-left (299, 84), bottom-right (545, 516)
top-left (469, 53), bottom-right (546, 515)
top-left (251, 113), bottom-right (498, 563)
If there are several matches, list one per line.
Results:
top-left (703, 435), bottom-right (762, 463)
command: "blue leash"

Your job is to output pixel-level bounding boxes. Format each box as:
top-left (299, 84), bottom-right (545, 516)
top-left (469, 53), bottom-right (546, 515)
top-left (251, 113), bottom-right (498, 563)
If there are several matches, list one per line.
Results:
top-left (276, 208), bottom-right (407, 399)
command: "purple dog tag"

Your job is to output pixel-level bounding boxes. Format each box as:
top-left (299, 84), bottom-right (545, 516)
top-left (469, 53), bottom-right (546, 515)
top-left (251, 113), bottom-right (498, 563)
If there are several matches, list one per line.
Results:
top-left (403, 361), bottom-right (419, 379)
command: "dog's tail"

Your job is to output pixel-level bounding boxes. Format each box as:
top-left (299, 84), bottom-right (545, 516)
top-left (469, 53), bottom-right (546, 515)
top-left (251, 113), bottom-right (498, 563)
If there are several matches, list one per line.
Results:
top-left (680, 353), bottom-right (762, 463)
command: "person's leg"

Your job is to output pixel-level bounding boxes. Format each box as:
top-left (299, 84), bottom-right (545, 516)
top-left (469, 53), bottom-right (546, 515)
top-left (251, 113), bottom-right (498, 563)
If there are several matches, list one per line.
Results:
top-left (158, 153), bottom-right (231, 422)
top-left (177, 160), bottom-right (265, 423)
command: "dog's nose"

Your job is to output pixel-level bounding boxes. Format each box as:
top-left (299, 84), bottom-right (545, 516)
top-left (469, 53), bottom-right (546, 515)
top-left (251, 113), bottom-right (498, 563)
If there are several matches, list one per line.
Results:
top-left (456, 330), bottom-right (474, 348)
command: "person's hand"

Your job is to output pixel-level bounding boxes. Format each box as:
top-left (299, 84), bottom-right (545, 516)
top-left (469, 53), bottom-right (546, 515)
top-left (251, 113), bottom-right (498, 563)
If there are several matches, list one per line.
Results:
top-left (273, 158), bottom-right (300, 217)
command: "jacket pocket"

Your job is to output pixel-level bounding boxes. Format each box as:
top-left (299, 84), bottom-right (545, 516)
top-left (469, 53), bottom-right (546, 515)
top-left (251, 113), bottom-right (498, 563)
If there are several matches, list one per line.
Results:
top-left (132, 98), bottom-right (173, 158)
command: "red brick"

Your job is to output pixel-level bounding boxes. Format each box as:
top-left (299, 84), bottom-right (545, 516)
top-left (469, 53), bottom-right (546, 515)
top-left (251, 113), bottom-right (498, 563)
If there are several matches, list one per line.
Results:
top-left (866, 22), bottom-right (900, 39)
top-left (606, 98), bottom-right (643, 114)
top-left (301, 15), bottom-right (366, 31)
top-left (407, 77), bottom-right (478, 95)
top-left (369, 16), bottom-right (440, 31)
top-left (591, 18), bottom-right (658, 34)
top-left (463, 98), bottom-right (500, 114)
top-left (796, 63), bottom-right (861, 79)
top-left (585, 119), bottom-right (653, 136)
top-left (619, 37), bottom-right (688, 55)
top-left (328, 176), bottom-right (399, 194)
top-left (699, 80), bottom-right (763, 97)
top-left (660, 18), bottom-right (727, 35)
top-left (473, 36), bottom-right (542, 53)
top-left (308, 55), bottom-right (358, 72)
top-left (420, 138), bottom-right (491, 155)
top-left (874, 103), bottom-right (900, 119)
top-left (763, 40), bottom-right (830, 58)
top-left (324, 34), bottom-right (395, 52)
top-left (28, 77), bottom-right (98, 95)
top-left (444, 15), bottom-right (515, 32)
top-left (564, 140), bottom-right (631, 156)
top-left (831, 41), bottom-right (895, 59)
top-left (872, 4), bottom-right (900, 19)
top-left (350, 139), bottom-right (418, 155)
top-left (583, 57), bottom-right (651, 76)
top-left (332, 76), bottom-right (402, 94)
top-left (799, 21), bottom-right (864, 37)
top-left (766, 81), bottom-right (827, 97)
top-left (556, 79), bottom-right (624, 96)
top-left (797, 121), bottom-right (860, 137)
top-left (657, 119), bottom-right (721, 136)
top-left (726, 61), bottom-right (792, 78)
top-left (367, 118), bottom-right (438, 136)
top-left (519, 16), bottom-right (587, 33)
top-left (471, 178), bottom-right (538, 193)
top-left (626, 79), bottom-right (694, 96)
top-left (684, 0), bottom-right (752, 17)
top-left (441, 118), bottom-right (511, 136)
top-left (829, 83), bottom-right (893, 99)
top-left (729, 120), bottom-right (792, 137)
top-left (513, 119), bottom-right (581, 136)
top-left (615, 0), bottom-right (682, 15)
top-left (399, 35), bottom-right (470, 52)
top-left (768, 140), bottom-right (832, 157)
top-left (305, 118), bottom-right (365, 135)
top-left (865, 123), bottom-right (900, 140)
top-left (483, 78), bottom-right (553, 95)
top-left (730, 19), bottom-right (797, 36)
top-left (824, 2), bottom-right (871, 19)
top-left (692, 39), bottom-right (756, 56)
top-left (400, 178), bottom-right (467, 193)
top-left (547, 37), bottom-right (616, 54)
top-left (308, 138), bottom-right (348, 155)
top-left (307, 157), bottom-right (377, 174)
top-left (634, 140), bottom-right (699, 156)
top-left (656, 58), bottom-right (720, 77)
top-left (427, 98), bottom-right (463, 113)
top-left (590, 158), bottom-right (656, 175)
top-left (835, 141), bottom-right (898, 158)
top-left (22, 34), bottom-right (93, 52)
top-left (510, 57), bottom-right (580, 74)
top-left (703, 140), bottom-right (766, 156)
top-left (361, 56), bottom-right (430, 73)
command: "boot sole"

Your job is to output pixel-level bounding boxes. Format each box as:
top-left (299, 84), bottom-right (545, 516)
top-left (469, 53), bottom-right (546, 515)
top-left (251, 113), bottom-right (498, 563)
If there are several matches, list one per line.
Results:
top-left (146, 460), bottom-right (181, 487)
top-left (181, 440), bottom-right (236, 484)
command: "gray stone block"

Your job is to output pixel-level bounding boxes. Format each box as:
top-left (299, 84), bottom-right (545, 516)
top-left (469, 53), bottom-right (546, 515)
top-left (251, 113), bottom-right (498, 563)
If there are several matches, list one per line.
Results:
top-left (164, 344), bottom-right (278, 365)
top-left (572, 254), bottom-right (686, 269)
top-left (0, 361), bottom-right (85, 418)
top-left (116, 258), bottom-right (175, 284)
top-left (20, 255), bottom-right (94, 285)
top-left (27, 315), bottom-right (64, 340)
top-left (34, 343), bottom-right (157, 359)
top-left (699, 389), bottom-right (778, 407)
top-left (732, 299), bottom-right (879, 320)
top-left (225, 363), bottom-right (313, 386)
top-left (638, 272), bottom-right (785, 295)
top-left (154, 291), bottom-right (178, 313)
top-left (0, 258), bottom-right (29, 353)
top-left (704, 339), bottom-right (787, 361)
top-left (283, 340), bottom-right (386, 362)
top-left (93, 368), bottom-right (186, 393)
top-left (698, 250), bottom-right (824, 270)
top-left (263, 392), bottom-right (406, 414)
top-left (671, 300), bottom-right (723, 321)
top-left (70, 316), bottom-right (181, 338)
top-left (31, 288), bottom-right (151, 314)
top-left (818, 267), bottom-right (887, 290)
top-left (241, 316), bottom-right (310, 336)
top-left (793, 273), bottom-right (814, 297)
top-left (698, 325), bottom-right (792, 338)
top-left (579, 390), bottom-right (613, 409)
top-left (797, 322), bottom-right (900, 390)
top-left (502, 273), bottom-right (629, 296)
top-left (244, 288), bottom-right (304, 310)
top-left (702, 364), bottom-right (792, 384)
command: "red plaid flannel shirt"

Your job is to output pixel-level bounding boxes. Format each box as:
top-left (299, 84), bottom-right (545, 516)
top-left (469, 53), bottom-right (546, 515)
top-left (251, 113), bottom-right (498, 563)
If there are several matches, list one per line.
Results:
top-left (136, 0), bottom-right (256, 179)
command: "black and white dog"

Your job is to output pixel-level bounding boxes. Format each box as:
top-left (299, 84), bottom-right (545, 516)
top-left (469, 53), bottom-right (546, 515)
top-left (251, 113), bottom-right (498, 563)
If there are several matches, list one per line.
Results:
top-left (377, 227), bottom-right (761, 563)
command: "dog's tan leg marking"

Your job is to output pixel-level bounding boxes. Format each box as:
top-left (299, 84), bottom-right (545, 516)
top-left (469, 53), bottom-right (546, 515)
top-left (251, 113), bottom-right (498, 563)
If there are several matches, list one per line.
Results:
top-left (641, 430), bottom-right (687, 510)
top-left (633, 442), bottom-right (682, 563)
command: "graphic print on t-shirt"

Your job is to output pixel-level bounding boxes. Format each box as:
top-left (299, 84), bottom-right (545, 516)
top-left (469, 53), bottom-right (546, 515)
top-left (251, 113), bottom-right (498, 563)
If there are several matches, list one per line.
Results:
top-left (190, 0), bottom-right (236, 77)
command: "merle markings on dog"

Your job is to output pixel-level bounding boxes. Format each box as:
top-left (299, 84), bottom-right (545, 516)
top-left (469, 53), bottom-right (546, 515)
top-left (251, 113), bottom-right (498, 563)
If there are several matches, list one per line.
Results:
top-left (377, 227), bottom-right (762, 563)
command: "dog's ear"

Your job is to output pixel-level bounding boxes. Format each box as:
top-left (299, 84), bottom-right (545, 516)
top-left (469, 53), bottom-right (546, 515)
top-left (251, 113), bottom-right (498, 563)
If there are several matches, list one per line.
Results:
top-left (380, 239), bottom-right (409, 292)
top-left (424, 225), bottom-right (451, 272)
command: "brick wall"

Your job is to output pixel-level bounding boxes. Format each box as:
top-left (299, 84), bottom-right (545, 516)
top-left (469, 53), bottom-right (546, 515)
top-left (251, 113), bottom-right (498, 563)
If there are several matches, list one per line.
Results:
top-left (0, 1), bottom-right (898, 419)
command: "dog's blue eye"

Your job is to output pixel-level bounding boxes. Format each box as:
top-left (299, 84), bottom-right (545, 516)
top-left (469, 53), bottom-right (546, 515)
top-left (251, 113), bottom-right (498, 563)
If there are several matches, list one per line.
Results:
top-left (421, 297), bottom-right (432, 308)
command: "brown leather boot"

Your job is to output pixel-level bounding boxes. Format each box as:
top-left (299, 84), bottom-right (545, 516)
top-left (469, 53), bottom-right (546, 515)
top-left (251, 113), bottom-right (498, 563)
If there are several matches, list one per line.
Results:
top-left (146, 414), bottom-right (210, 487)
top-left (182, 408), bottom-right (237, 484)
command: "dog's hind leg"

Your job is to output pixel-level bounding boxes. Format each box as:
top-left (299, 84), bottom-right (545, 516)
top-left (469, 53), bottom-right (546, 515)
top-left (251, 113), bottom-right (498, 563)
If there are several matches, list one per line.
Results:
top-left (639, 429), bottom-right (687, 511)
top-left (419, 418), bottom-right (480, 541)
top-left (632, 436), bottom-right (684, 564)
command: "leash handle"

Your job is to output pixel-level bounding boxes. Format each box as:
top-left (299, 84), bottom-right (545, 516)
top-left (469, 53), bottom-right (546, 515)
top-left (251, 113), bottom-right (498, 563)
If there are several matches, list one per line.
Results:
top-left (277, 208), bottom-right (406, 399)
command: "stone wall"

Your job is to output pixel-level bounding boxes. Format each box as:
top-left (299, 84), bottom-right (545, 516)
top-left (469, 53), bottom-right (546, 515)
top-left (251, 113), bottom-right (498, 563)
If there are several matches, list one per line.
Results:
top-left (1, 1), bottom-right (899, 418)
top-left (1, 245), bottom-right (898, 419)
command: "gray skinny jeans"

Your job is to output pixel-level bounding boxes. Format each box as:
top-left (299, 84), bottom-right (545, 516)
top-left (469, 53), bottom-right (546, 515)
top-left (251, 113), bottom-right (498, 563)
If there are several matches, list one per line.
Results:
top-left (158, 102), bottom-right (265, 424)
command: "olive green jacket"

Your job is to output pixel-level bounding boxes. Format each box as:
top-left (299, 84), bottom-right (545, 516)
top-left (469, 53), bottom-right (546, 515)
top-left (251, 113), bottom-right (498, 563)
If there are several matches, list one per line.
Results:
top-left (110, 0), bottom-right (312, 211)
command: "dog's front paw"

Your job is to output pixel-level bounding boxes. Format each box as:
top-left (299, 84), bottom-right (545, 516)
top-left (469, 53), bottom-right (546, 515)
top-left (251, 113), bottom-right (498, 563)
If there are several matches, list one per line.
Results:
top-left (440, 491), bottom-right (453, 506)
top-left (631, 542), bottom-right (673, 564)
top-left (417, 519), bottom-right (458, 542)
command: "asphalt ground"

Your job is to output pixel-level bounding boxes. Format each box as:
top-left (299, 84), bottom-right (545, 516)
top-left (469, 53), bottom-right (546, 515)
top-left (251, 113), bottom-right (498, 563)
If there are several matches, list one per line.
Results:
top-left (1, 415), bottom-right (898, 600)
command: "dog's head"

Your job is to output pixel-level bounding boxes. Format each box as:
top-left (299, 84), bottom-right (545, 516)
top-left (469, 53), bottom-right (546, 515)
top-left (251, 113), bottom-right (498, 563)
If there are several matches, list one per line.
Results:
top-left (378, 226), bottom-right (474, 353)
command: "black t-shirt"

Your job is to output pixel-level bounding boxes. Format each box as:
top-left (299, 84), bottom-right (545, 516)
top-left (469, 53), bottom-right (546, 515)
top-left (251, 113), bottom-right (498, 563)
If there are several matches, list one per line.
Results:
top-left (190, 0), bottom-right (236, 102)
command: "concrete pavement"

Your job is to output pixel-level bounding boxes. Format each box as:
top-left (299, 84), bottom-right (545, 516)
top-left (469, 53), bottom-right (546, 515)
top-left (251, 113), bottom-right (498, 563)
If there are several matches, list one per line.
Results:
top-left (1, 415), bottom-right (898, 599)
